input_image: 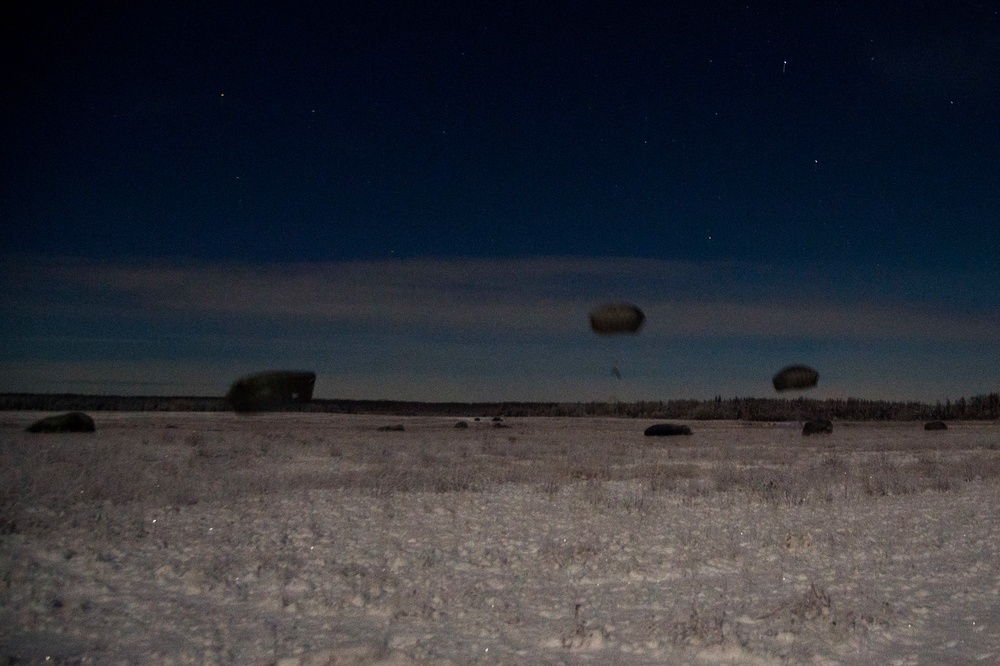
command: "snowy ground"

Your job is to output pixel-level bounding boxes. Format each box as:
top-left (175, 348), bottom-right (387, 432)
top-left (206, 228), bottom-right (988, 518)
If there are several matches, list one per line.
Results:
top-left (2, 412), bottom-right (999, 664)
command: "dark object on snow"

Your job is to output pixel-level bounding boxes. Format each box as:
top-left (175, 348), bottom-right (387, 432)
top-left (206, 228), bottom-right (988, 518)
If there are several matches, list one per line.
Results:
top-left (25, 412), bottom-right (96, 433)
top-left (802, 419), bottom-right (833, 435)
top-left (924, 420), bottom-right (948, 431)
top-left (226, 370), bottom-right (316, 412)
top-left (589, 303), bottom-right (646, 335)
top-left (377, 424), bottom-right (405, 432)
top-left (454, 420), bottom-right (469, 429)
top-left (644, 423), bottom-right (692, 436)
top-left (0, 516), bottom-right (17, 535)
top-left (772, 365), bottom-right (819, 391)
top-left (492, 422), bottom-right (511, 429)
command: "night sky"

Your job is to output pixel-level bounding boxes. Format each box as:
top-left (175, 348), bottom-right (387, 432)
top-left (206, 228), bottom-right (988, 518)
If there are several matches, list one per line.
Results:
top-left (2, 1), bottom-right (998, 402)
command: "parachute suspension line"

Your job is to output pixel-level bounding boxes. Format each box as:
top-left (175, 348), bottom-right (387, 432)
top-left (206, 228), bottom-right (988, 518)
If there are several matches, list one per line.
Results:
top-left (611, 347), bottom-right (624, 381)
top-left (589, 302), bottom-right (645, 399)
top-left (772, 364), bottom-right (820, 424)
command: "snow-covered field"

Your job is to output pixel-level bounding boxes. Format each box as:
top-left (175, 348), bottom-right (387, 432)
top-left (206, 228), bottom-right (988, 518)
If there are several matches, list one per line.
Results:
top-left (2, 412), bottom-right (999, 664)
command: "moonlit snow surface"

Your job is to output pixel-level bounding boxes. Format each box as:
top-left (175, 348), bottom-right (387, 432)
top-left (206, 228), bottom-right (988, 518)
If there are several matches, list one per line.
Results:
top-left (2, 413), bottom-right (999, 664)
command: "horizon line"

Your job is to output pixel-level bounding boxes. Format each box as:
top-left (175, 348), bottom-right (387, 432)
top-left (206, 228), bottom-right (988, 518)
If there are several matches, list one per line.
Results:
top-left (2, 391), bottom-right (996, 407)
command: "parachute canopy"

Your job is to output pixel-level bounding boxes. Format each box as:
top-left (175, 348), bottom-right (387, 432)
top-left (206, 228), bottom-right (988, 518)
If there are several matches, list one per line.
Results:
top-left (589, 302), bottom-right (646, 335)
top-left (772, 364), bottom-right (819, 392)
top-left (227, 370), bottom-right (316, 412)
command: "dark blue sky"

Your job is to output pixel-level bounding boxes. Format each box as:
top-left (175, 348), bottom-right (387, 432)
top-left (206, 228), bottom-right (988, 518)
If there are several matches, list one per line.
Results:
top-left (2, 1), bottom-right (998, 400)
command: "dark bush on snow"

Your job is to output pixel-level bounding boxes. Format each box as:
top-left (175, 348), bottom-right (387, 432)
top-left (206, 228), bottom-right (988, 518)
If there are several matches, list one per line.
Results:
top-left (644, 423), bottom-right (692, 436)
top-left (25, 411), bottom-right (96, 433)
top-left (802, 419), bottom-right (833, 435)
top-left (924, 420), bottom-right (948, 431)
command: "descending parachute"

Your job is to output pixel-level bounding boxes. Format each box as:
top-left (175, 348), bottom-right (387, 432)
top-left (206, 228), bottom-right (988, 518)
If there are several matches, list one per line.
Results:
top-left (226, 370), bottom-right (316, 412)
top-left (589, 303), bottom-right (645, 383)
top-left (772, 364), bottom-right (819, 392)
top-left (589, 302), bottom-right (646, 335)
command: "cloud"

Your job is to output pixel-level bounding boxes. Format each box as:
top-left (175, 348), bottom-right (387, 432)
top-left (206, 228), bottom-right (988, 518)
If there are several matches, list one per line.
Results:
top-left (3, 255), bottom-right (995, 342)
top-left (0, 359), bottom-right (224, 394)
top-left (3, 255), bottom-right (997, 400)
top-left (643, 300), bottom-right (996, 342)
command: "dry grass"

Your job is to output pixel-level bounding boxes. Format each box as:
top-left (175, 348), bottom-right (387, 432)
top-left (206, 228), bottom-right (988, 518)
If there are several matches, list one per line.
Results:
top-left (2, 416), bottom-right (999, 540)
top-left (3, 414), bottom-right (997, 664)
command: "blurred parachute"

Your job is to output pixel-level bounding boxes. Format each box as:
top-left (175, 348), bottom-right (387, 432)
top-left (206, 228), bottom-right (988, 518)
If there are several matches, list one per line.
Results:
top-left (772, 364), bottom-right (819, 392)
top-left (589, 303), bottom-right (646, 335)
top-left (589, 302), bottom-right (645, 383)
top-left (227, 370), bottom-right (316, 412)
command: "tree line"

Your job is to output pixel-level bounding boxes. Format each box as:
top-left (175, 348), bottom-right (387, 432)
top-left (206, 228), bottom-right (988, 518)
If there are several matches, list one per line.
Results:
top-left (1, 392), bottom-right (998, 421)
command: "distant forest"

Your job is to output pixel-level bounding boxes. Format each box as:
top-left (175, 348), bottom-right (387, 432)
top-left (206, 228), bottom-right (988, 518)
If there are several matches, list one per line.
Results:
top-left (1, 392), bottom-right (998, 421)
